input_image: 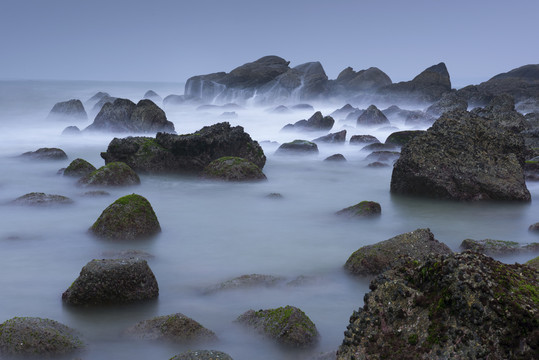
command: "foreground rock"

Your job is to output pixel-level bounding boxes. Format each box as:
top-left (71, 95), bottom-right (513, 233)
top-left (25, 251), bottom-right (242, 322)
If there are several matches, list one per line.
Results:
top-left (201, 157), bottom-right (266, 181)
top-left (344, 228), bottom-right (452, 276)
top-left (20, 147), bottom-right (67, 161)
top-left (336, 201), bottom-right (381, 218)
top-left (275, 140), bottom-right (318, 154)
top-left (11, 192), bottom-right (73, 206)
top-left (0, 317), bottom-right (83, 357)
top-left (337, 252), bottom-right (538, 360)
top-left (460, 238), bottom-right (539, 255)
top-left (63, 158), bottom-right (96, 178)
top-left (100, 122), bottom-right (265, 174)
top-left (124, 313), bottom-right (216, 343)
top-left (47, 99), bottom-right (87, 121)
top-left (90, 194), bottom-right (161, 240)
top-left (78, 162), bottom-right (140, 187)
top-left (170, 350), bottom-right (234, 360)
top-left (391, 110), bottom-right (530, 201)
top-left (236, 305), bottom-right (319, 348)
top-left (62, 258), bottom-right (159, 305)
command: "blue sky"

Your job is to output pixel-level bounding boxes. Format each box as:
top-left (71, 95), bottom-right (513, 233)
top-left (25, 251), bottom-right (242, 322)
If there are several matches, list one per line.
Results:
top-left (1, 0), bottom-right (537, 87)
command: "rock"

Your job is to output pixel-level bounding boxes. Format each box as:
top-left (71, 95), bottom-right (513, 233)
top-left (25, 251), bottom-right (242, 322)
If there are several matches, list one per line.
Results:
top-left (204, 274), bottom-right (286, 294)
top-left (283, 111), bottom-right (334, 132)
top-left (47, 99), bottom-right (87, 121)
top-left (270, 105), bottom-right (291, 114)
top-left (526, 256), bottom-right (539, 269)
top-left (333, 67), bottom-right (392, 93)
top-left (365, 151), bottom-right (400, 163)
top-left (356, 105), bottom-right (390, 127)
top-left (349, 135), bottom-right (380, 145)
top-left (61, 125), bottom-right (81, 135)
top-left (63, 158), bottom-right (96, 178)
top-left (324, 154), bottom-right (346, 162)
top-left (78, 162), bottom-right (140, 187)
top-left (20, 147), bottom-right (68, 161)
top-left (313, 130), bottom-right (346, 144)
top-left (86, 91), bottom-right (110, 105)
top-left (170, 350), bottom-right (234, 360)
top-left (266, 193), bottom-right (283, 199)
top-left (344, 108), bottom-right (365, 122)
top-left (201, 157), bottom-right (267, 182)
top-left (101, 249), bottom-right (154, 260)
top-left (220, 111), bottom-right (238, 118)
top-left (460, 238), bottom-right (538, 255)
top-left (143, 90), bottom-right (162, 103)
top-left (236, 305), bottom-right (319, 348)
top-left (100, 122), bottom-right (265, 174)
top-left (471, 94), bottom-right (530, 133)
top-left (0, 317), bottom-right (83, 356)
top-left (361, 143), bottom-right (398, 152)
top-left (330, 104), bottom-right (358, 120)
top-left (336, 201), bottom-right (381, 218)
top-left (390, 110), bottom-right (530, 201)
top-left (91, 95), bottom-right (117, 114)
top-left (124, 313), bottom-right (217, 343)
top-left (425, 91), bottom-right (468, 118)
top-left (85, 98), bottom-right (175, 133)
top-left (403, 110), bottom-right (436, 127)
top-left (11, 192), bottom-right (73, 206)
top-left (367, 161), bottom-right (389, 168)
top-left (384, 130), bottom-right (426, 147)
top-left (275, 140), bottom-right (319, 155)
top-left (337, 252), bottom-right (539, 360)
top-left (62, 258), bottom-right (158, 305)
top-left (344, 228), bottom-right (452, 276)
top-left (290, 104), bottom-right (315, 111)
top-left (82, 190), bottom-right (110, 197)
top-left (163, 94), bottom-right (202, 107)
top-left (89, 194), bottom-right (161, 240)
top-left (312, 351), bottom-right (337, 360)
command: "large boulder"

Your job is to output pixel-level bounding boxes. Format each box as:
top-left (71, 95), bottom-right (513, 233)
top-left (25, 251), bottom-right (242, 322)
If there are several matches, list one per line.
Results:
top-left (11, 192), bottom-right (73, 206)
top-left (170, 350), bottom-right (234, 360)
top-left (390, 110), bottom-right (530, 201)
top-left (63, 158), bottom-right (96, 178)
top-left (20, 147), bottom-right (67, 161)
top-left (0, 317), bottom-right (83, 357)
top-left (201, 156), bottom-right (266, 181)
top-left (344, 228), bottom-right (452, 276)
top-left (47, 99), bottom-right (87, 121)
top-left (100, 122), bottom-right (265, 174)
top-left (78, 162), bottom-right (140, 187)
top-left (62, 258), bottom-right (159, 305)
top-left (337, 252), bottom-right (539, 360)
top-left (90, 194), bottom-right (161, 240)
top-left (356, 105), bottom-right (390, 127)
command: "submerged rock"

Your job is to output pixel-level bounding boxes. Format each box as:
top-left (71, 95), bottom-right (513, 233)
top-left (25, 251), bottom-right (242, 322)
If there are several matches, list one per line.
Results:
top-left (336, 201), bottom-right (381, 218)
top-left (78, 162), bottom-right (140, 187)
top-left (324, 154), bottom-right (347, 162)
top-left (11, 192), bottom-right (73, 206)
top-left (349, 135), bottom-right (380, 145)
top-left (384, 130), bottom-right (425, 147)
top-left (283, 111), bottom-right (335, 132)
top-left (170, 350), bottom-right (234, 360)
top-left (460, 238), bottom-right (539, 255)
top-left (313, 130), bottom-right (346, 144)
top-left (63, 158), bottom-right (96, 178)
top-left (20, 147), bottom-right (67, 161)
top-left (47, 99), bottom-right (87, 121)
top-left (201, 156), bottom-right (266, 181)
top-left (356, 105), bottom-right (390, 127)
top-left (275, 140), bottom-right (318, 154)
top-left (204, 274), bottom-right (286, 294)
top-left (62, 258), bottom-right (159, 305)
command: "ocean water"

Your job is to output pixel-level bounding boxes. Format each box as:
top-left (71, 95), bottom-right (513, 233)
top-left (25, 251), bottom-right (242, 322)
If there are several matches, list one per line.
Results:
top-left (0, 80), bottom-right (538, 360)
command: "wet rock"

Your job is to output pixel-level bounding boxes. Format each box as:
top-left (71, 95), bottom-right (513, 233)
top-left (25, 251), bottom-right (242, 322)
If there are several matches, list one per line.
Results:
top-left (170, 350), bottom-right (234, 360)
top-left (204, 274), bottom-right (286, 294)
top-left (61, 125), bottom-right (81, 135)
top-left (472, 94), bottom-right (529, 133)
top-left (78, 162), bottom-right (140, 187)
top-left (333, 67), bottom-right (392, 94)
top-left (283, 111), bottom-right (334, 132)
top-left (90, 194), bottom-right (161, 240)
top-left (385, 130), bottom-right (425, 147)
top-left (336, 201), bottom-right (381, 218)
top-left (344, 228), bottom-right (452, 276)
top-left (47, 99), bottom-right (88, 121)
top-left (201, 157), bottom-right (266, 182)
top-left (361, 143), bottom-right (398, 152)
top-left (63, 158), bottom-right (96, 178)
top-left (124, 313), bottom-right (217, 343)
top-left (337, 252), bottom-right (539, 360)
top-left (367, 161), bottom-right (389, 168)
top-left (11, 192), bottom-right (73, 206)
top-left (365, 150), bottom-right (400, 163)
top-left (236, 305), bottom-right (319, 348)
top-left (324, 154), bottom-right (346, 162)
top-left (425, 91), bottom-right (468, 117)
top-left (330, 104), bottom-right (358, 120)
top-left (356, 105), bottom-right (390, 127)
top-left (349, 135), bottom-right (380, 146)
top-left (20, 147), bottom-right (68, 161)
top-left (275, 140), bottom-right (318, 155)
top-left (313, 130), bottom-right (346, 144)
top-left (0, 317), bottom-right (83, 356)
top-left (460, 238), bottom-right (539, 255)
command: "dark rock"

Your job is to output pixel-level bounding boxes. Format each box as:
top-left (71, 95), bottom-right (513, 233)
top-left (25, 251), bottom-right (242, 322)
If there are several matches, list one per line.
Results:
top-left (63, 158), bottom-right (96, 178)
top-left (275, 140), bottom-right (318, 155)
top-left (143, 90), bottom-right (162, 103)
top-left (356, 105), bottom-right (390, 127)
top-left (471, 94), bottom-right (530, 133)
top-left (61, 125), bottom-right (81, 135)
top-left (284, 111), bottom-right (334, 132)
top-left (336, 201), bottom-right (381, 218)
top-left (349, 135), bottom-right (380, 145)
top-left (91, 95), bottom-right (117, 114)
top-left (344, 228), bottom-right (452, 276)
top-left (62, 258), bottom-right (159, 305)
top-left (201, 157), bottom-right (266, 182)
top-left (89, 194), bottom-right (161, 240)
top-left (20, 147), bottom-right (67, 161)
top-left (365, 151), bottom-right (400, 163)
top-left (170, 350), bottom-right (234, 360)
top-left (391, 110), bottom-right (530, 201)
top-left (425, 91), bottom-right (468, 117)
top-left (403, 110), bottom-right (436, 127)
top-left (337, 251), bottom-right (539, 360)
top-left (0, 317), bottom-right (83, 356)
top-left (324, 154), bottom-right (347, 162)
top-left (460, 238), bottom-right (538, 255)
top-left (361, 143), bottom-right (398, 152)
top-left (334, 67), bottom-right (392, 93)
top-left (11, 192), bottom-right (73, 206)
top-left (100, 122), bottom-right (265, 174)
top-left (204, 274), bottom-right (286, 294)
top-left (124, 313), bottom-right (217, 343)
top-left (385, 130), bottom-right (426, 147)
top-left (330, 104), bottom-right (358, 119)
top-left (367, 161), bottom-right (389, 168)
top-left (236, 305), bottom-right (319, 348)
top-left (47, 99), bottom-right (87, 121)
top-left (313, 130), bottom-right (346, 144)
top-left (517, 98), bottom-right (539, 114)
top-left (290, 104), bottom-right (315, 111)
top-left (78, 162), bottom-right (140, 187)
top-left (82, 190), bottom-right (110, 197)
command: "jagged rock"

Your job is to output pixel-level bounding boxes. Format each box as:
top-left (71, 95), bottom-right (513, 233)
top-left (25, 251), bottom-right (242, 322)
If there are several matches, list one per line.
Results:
top-left (471, 94), bottom-right (530, 133)
top-left (47, 99), bottom-right (87, 121)
top-left (330, 104), bottom-right (358, 119)
top-left (356, 105), bottom-right (390, 127)
top-left (78, 162), bottom-right (140, 187)
top-left (62, 258), bottom-right (159, 305)
top-left (0, 317), bottom-right (83, 356)
top-left (170, 350), bottom-right (234, 360)
top-left (349, 135), bottom-right (380, 145)
top-left (204, 274), bottom-right (286, 294)
top-left (344, 228), bottom-right (452, 276)
top-left (63, 158), bottom-right (96, 178)
top-left (89, 194), bottom-right (161, 240)
top-left (20, 147), bottom-right (67, 161)
top-left (61, 125), bottom-right (81, 136)
top-left (336, 201), bottom-right (381, 218)
top-left (275, 140), bottom-right (318, 154)
top-left (11, 192), bottom-right (73, 206)
top-left (124, 313), bottom-right (217, 343)
top-left (201, 157), bottom-right (266, 181)
top-left (337, 252), bottom-right (538, 360)
top-left (385, 130), bottom-right (425, 147)
top-left (460, 238), bottom-right (539, 255)
top-left (391, 110), bottom-right (530, 201)
top-left (283, 111), bottom-right (334, 132)
top-left (236, 305), bottom-right (319, 348)
top-left (333, 67), bottom-right (392, 93)
top-left (324, 154), bottom-right (346, 162)
top-left (100, 122), bottom-right (265, 174)
top-left (313, 130), bottom-right (346, 144)
top-left (426, 91), bottom-right (468, 118)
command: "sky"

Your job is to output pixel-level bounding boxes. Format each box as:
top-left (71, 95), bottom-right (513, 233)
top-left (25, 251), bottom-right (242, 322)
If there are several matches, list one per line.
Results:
top-left (1, 0), bottom-right (538, 87)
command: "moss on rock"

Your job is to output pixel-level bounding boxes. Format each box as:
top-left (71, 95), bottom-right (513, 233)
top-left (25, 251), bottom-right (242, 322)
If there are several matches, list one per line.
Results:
top-left (78, 161), bottom-right (140, 187)
top-left (63, 158), bottom-right (96, 177)
top-left (336, 200), bottom-right (381, 217)
top-left (201, 156), bottom-right (267, 181)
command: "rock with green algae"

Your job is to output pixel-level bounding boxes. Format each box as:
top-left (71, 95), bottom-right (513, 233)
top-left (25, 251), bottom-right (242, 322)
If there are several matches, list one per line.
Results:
top-left (526, 256), bottom-right (539, 270)
top-left (124, 313), bottom-right (217, 343)
top-left (336, 201), bottom-right (381, 217)
top-left (11, 192), bottom-right (73, 206)
top-left (0, 317), bottom-right (84, 357)
top-left (236, 305), bottom-right (319, 348)
top-left (337, 251), bottom-right (539, 360)
top-left (169, 350), bottom-right (234, 360)
top-left (275, 140), bottom-right (319, 154)
top-left (90, 194), bottom-right (160, 240)
top-left (62, 258), bottom-right (159, 305)
top-left (344, 228), bottom-right (452, 276)
top-left (201, 156), bottom-right (267, 181)
top-left (78, 161), bottom-right (140, 187)
top-left (63, 158), bottom-right (96, 177)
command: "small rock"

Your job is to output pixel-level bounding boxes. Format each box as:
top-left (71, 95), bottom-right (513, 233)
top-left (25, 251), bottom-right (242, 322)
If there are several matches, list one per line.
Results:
top-left (20, 147), bottom-right (67, 161)
top-left (313, 130), bottom-right (346, 144)
top-left (11, 192), bottom-right (73, 206)
top-left (349, 135), bottom-right (380, 145)
top-left (336, 201), bottom-right (381, 217)
top-left (324, 154), bottom-right (346, 162)
top-left (275, 140), bottom-right (318, 155)
top-left (62, 126), bottom-right (81, 135)
top-left (47, 99), bottom-right (88, 121)
top-left (356, 105), bottom-right (390, 127)
top-left (63, 158), bottom-right (96, 178)
top-left (204, 274), bottom-right (285, 294)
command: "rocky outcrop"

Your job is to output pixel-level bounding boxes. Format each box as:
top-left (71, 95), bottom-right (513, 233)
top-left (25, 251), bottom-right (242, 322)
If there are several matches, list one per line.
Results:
top-left (336, 201), bottom-right (381, 218)
top-left (356, 105), bottom-right (390, 127)
top-left (100, 122), bottom-right (265, 174)
top-left (20, 147), bottom-right (67, 161)
top-left (236, 306), bottom-right (319, 347)
top-left (63, 158), bottom-right (96, 178)
top-left (337, 251), bottom-right (539, 360)
top-left (201, 157), bottom-right (267, 181)
top-left (62, 258), bottom-right (159, 305)
top-left (78, 162), bottom-right (140, 187)
top-left (170, 350), bottom-right (234, 360)
top-left (0, 317), bottom-right (83, 356)
top-left (282, 111), bottom-right (334, 132)
top-left (47, 99), bottom-right (87, 121)
top-left (275, 140), bottom-right (319, 154)
top-left (425, 91), bottom-right (468, 117)
top-left (332, 67), bottom-right (392, 94)
top-left (11, 192), bottom-right (73, 206)
top-left (390, 110), bottom-right (530, 201)
top-left (90, 194), bottom-right (161, 240)
top-left (344, 228), bottom-right (452, 276)
top-left (313, 130), bottom-right (346, 144)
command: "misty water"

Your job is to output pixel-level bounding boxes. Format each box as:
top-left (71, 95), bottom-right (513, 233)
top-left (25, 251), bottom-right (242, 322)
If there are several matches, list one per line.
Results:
top-left (1, 80), bottom-right (538, 360)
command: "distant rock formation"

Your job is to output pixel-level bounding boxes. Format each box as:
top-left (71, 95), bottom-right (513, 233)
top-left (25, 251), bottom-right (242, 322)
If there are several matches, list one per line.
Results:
top-left (47, 99), bottom-right (87, 121)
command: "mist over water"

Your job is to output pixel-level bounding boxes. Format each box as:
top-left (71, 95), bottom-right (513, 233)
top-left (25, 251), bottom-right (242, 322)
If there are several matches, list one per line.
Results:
top-left (1, 80), bottom-right (538, 360)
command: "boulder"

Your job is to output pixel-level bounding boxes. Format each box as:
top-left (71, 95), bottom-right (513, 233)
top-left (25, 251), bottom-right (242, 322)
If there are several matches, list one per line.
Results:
top-left (403, 110), bottom-right (436, 127)
top-left (356, 105), bottom-right (390, 127)
top-left (330, 104), bottom-right (358, 119)
top-left (62, 258), bottom-right (159, 305)
top-left (344, 228), bottom-right (452, 276)
top-left (390, 110), bottom-right (530, 201)
top-left (283, 111), bottom-right (334, 132)
top-left (313, 130), bottom-right (346, 144)
top-left (275, 140), bottom-right (318, 154)
top-left (124, 313), bottom-right (217, 343)
top-left (47, 99), bottom-right (87, 121)
top-left (460, 238), bottom-right (539, 255)
top-left (143, 90), bottom-right (162, 103)
top-left (364, 151), bottom-right (400, 163)
top-left (20, 147), bottom-right (67, 161)
top-left (89, 194), bottom-right (161, 240)
top-left (170, 350), bottom-right (234, 360)
top-left (204, 274), bottom-right (286, 294)
top-left (78, 162), bottom-right (140, 187)
top-left (471, 94), bottom-right (530, 133)
top-left (0, 317), bottom-right (83, 356)
top-left (361, 143), bottom-right (398, 152)
top-left (236, 305), bottom-right (319, 347)
top-left (61, 125), bottom-right (81, 136)
top-left (11, 192), bottom-right (73, 206)
top-left (100, 122), bottom-right (265, 174)
top-left (337, 252), bottom-right (539, 360)
top-left (336, 201), bottom-right (381, 218)
top-left (91, 95), bottom-right (117, 114)
top-left (324, 154), bottom-right (347, 162)
top-left (349, 135), bottom-right (380, 145)
top-left (384, 130), bottom-right (426, 147)
top-left (63, 158), bottom-right (96, 178)
top-left (425, 91), bottom-right (468, 117)
top-left (201, 156), bottom-right (267, 181)
top-left (333, 67), bottom-right (392, 94)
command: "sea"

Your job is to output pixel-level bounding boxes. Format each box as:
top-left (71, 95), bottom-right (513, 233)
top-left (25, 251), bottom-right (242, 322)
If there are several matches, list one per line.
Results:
top-left (0, 80), bottom-right (538, 360)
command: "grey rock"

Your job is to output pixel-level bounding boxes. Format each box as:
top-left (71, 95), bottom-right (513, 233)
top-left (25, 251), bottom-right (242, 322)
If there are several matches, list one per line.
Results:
top-left (11, 192), bottom-right (73, 206)
top-left (47, 99), bottom-right (87, 121)
top-left (356, 105), bottom-right (390, 127)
